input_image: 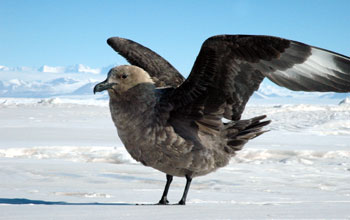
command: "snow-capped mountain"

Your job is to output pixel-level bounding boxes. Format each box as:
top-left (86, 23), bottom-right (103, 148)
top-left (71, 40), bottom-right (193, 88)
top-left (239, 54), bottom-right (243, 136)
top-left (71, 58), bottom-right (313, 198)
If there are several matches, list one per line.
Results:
top-left (0, 64), bottom-right (349, 102)
top-left (0, 66), bottom-right (37, 72)
top-left (39, 64), bottom-right (101, 74)
top-left (0, 77), bottom-right (101, 98)
top-left (0, 65), bottom-right (10, 71)
top-left (1, 64), bottom-right (103, 74)
top-left (48, 77), bottom-right (79, 86)
top-left (72, 82), bottom-right (99, 95)
top-left (38, 65), bottom-right (66, 73)
top-left (0, 64), bottom-right (107, 98)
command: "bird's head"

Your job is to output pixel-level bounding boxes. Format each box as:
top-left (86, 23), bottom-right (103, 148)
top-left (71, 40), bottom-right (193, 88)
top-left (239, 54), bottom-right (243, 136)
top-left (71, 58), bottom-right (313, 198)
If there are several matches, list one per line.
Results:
top-left (93, 65), bottom-right (154, 95)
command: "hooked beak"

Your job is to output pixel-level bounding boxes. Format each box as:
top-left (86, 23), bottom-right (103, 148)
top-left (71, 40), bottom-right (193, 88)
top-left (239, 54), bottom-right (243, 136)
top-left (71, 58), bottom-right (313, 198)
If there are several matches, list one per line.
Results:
top-left (93, 80), bottom-right (117, 94)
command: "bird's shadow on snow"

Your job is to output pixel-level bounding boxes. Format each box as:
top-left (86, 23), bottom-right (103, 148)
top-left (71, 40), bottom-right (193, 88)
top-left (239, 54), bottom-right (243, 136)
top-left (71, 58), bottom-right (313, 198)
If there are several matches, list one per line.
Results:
top-left (0, 198), bottom-right (154, 206)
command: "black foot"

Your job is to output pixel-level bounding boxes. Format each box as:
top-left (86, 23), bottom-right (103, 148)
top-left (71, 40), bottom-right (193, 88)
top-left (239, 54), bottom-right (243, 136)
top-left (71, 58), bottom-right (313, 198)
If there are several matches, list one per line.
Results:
top-left (177, 200), bottom-right (186, 205)
top-left (157, 198), bottom-right (169, 205)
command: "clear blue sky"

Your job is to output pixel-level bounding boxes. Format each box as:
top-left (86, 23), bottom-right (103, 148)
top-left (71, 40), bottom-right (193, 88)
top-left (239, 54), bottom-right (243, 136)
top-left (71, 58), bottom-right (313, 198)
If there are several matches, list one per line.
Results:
top-left (1, 0), bottom-right (350, 75)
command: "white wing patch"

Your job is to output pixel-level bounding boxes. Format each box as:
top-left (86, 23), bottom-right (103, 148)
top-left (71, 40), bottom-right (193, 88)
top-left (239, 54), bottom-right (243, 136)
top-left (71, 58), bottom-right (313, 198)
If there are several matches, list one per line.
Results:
top-left (262, 43), bottom-right (350, 92)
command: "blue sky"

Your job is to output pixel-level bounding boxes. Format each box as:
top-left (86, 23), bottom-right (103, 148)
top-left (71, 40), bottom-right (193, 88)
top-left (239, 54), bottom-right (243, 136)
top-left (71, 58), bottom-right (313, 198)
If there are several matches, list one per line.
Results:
top-left (1, 0), bottom-right (350, 75)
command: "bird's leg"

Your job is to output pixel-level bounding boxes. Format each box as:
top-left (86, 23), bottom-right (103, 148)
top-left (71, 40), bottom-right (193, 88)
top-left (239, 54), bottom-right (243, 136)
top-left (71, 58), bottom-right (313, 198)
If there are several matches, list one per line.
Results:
top-left (158, 174), bottom-right (173, 205)
top-left (178, 175), bottom-right (192, 205)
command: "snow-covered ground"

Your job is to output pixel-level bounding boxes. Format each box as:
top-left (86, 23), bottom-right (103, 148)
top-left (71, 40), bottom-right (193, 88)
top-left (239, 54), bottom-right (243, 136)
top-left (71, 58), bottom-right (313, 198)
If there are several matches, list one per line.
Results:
top-left (0, 98), bottom-right (350, 219)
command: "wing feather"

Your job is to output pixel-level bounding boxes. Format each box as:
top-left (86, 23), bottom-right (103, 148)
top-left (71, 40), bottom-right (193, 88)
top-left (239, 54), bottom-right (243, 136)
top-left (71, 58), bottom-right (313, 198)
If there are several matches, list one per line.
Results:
top-left (107, 37), bottom-right (185, 87)
top-left (163, 35), bottom-right (350, 128)
top-left (264, 44), bottom-right (350, 91)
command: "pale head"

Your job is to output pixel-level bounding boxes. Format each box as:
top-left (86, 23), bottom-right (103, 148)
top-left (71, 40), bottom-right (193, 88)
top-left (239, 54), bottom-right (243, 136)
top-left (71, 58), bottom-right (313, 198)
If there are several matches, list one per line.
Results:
top-left (94, 65), bottom-right (154, 95)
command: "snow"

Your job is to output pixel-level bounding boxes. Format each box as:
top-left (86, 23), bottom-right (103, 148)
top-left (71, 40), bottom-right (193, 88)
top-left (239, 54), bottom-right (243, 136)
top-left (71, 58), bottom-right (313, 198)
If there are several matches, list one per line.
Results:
top-left (0, 99), bottom-right (350, 219)
top-left (38, 65), bottom-right (67, 73)
top-left (64, 64), bottom-right (100, 74)
top-left (1, 64), bottom-right (350, 218)
top-left (339, 97), bottom-right (350, 106)
top-left (0, 65), bottom-right (10, 71)
top-left (2, 64), bottom-right (102, 74)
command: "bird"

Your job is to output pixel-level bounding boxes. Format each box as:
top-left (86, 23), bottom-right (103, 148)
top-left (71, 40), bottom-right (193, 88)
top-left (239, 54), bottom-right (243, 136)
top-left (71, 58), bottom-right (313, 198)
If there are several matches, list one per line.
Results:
top-left (94, 35), bottom-right (350, 205)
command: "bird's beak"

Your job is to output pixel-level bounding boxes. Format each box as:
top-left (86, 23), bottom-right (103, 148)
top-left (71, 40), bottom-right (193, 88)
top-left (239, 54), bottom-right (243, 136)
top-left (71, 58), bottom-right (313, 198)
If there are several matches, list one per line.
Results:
top-left (93, 80), bottom-right (117, 94)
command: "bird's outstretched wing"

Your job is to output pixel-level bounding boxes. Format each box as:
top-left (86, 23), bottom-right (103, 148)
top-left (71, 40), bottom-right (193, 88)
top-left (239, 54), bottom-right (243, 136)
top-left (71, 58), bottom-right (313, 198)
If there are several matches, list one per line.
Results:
top-left (107, 37), bottom-right (185, 87)
top-left (164, 35), bottom-right (350, 127)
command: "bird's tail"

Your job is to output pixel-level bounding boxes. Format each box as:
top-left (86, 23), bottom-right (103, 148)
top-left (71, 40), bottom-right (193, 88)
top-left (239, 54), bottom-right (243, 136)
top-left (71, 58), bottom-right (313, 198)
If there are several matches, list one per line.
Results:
top-left (223, 115), bottom-right (271, 154)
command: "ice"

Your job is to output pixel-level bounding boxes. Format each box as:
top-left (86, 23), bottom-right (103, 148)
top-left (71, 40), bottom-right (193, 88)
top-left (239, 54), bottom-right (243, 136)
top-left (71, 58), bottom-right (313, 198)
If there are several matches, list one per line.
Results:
top-left (1, 99), bottom-right (350, 219)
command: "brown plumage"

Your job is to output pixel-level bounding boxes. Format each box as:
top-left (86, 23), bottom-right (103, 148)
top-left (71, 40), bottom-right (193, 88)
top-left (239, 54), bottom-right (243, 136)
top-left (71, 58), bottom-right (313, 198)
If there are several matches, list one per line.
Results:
top-left (94, 35), bottom-right (350, 205)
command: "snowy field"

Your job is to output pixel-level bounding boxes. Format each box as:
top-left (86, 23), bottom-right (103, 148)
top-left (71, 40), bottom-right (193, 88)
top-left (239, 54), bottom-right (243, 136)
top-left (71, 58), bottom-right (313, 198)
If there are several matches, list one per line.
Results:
top-left (1, 98), bottom-right (350, 219)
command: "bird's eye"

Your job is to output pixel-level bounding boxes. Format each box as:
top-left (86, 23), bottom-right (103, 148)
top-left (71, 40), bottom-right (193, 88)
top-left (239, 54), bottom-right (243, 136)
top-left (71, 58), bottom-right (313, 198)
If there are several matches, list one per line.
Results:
top-left (121, 74), bottom-right (128, 79)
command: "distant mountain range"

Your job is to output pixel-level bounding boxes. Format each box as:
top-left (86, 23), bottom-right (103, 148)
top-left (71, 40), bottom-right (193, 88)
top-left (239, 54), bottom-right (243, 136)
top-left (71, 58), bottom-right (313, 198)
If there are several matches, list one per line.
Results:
top-left (0, 64), bottom-right (106, 98)
top-left (0, 64), bottom-right (108, 74)
top-left (0, 77), bottom-right (99, 98)
top-left (0, 64), bottom-right (349, 101)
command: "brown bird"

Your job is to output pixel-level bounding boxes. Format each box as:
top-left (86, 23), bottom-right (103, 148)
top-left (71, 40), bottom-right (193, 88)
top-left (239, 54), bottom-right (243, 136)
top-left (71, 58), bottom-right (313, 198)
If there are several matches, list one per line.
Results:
top-left (94, 35), bottom-right (350, 205)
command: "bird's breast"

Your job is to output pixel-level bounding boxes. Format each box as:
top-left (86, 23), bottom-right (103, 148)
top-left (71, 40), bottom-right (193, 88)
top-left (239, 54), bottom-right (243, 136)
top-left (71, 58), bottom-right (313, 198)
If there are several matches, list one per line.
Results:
top-left (108, 98), bottom-right (229, 177)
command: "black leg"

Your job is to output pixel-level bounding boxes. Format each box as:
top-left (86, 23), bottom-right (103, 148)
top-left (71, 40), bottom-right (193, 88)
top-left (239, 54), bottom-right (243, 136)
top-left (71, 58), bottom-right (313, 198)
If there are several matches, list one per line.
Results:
top-left (158, 174), bottom-right (173, 205)
top-left (178, 175), bottom-right (192, 205)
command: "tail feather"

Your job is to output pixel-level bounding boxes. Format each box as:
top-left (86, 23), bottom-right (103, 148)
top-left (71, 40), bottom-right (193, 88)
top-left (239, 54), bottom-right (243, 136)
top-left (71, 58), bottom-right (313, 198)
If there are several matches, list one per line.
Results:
top-left (223, 115), bottom-right (270, 154)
